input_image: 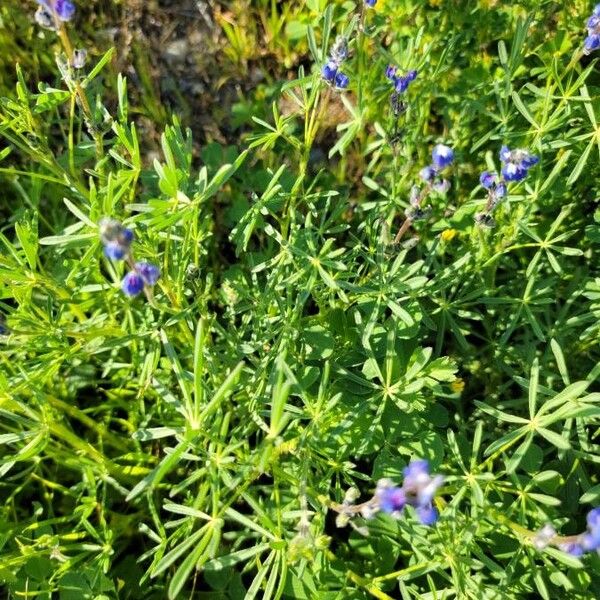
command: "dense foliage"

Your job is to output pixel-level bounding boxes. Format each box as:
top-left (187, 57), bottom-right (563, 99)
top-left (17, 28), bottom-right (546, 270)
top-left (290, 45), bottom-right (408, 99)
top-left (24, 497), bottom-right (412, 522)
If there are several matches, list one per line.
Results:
top-left (1, 0), bottom-right (600, 598)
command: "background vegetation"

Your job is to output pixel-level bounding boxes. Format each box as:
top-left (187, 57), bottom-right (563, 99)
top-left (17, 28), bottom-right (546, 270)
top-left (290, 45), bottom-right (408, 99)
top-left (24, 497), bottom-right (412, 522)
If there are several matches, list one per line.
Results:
top-left (0, 0), bottom-right (599, 598)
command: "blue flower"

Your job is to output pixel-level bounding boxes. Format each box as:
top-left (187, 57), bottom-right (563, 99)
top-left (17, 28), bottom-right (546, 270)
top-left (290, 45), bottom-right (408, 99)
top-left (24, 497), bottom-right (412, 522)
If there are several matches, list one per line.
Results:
top-left (385, 65), bottom-right (397, 80)
top-left (499, 146), bottom-right (538, 182)
top-left (559, 542), bottom-right (585, 556)
top-left (55, 0), bottom-right (75, 21)
top-left (501, 162), bottom-right (526, 182)
top-left (495, 182), bottom-right (507, 198)
top-left (365, 0), bottom-right (377, 6)
top-left (376, 484), bottom-right (406, 514)
top-left (103, 242), bottom-right (127, 260)
top-left (386, 66), bottom-right (417, 94)
top-left (499, 145), bottom-right (511, 162)
top-left (395, 76), bottom-right (410, 93)
top-left (416, 505), bottom-right (438, 526)
top-left (587, 507), bottom-right (600, 528)
top-left (36, 0), bottom-right (75, 22)
top-left (584, 34), bottom-right (600, 53)
top-left (480, 171), bottom-right (497, 189)
top-left (135, 262), bottom-right (161, 286)
top-left (420, 165), bottom-right (436, 182)
top-left (585, 4), bottom-right (600, 54)
top-left (122, 272), bottom-right (145, 297)
top-left (322, 61), bottom-right (337, 82)
top-left (402, 459), bottom-right (444, 513)
top-left (334, 72), bottom-right (349, 89)
top-left (431, 144), bottom-right (454, 169)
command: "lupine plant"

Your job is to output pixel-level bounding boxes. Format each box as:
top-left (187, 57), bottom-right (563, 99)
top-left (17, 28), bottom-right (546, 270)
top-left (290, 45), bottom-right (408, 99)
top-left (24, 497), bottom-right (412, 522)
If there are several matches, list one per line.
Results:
top-left (0, 0), bottom-right (599, 599)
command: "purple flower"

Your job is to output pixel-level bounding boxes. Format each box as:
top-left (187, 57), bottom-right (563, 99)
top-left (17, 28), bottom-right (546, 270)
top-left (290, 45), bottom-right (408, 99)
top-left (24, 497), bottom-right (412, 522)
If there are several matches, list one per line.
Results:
top-left (365, 0), bottom-right (377, 6)
top-left (37, 0), bottom-right (75, 22)
top-left (420, 165), bottom-right (436, 182)
top-left (495, 182), bottom-right (507, 198)
top-left (334, 72), bottom-right (349, 89)
top-left (54, 0), bottom-right (75, 20)
top-left (135, 262), bottom-right (161, 286)
top-left (122, 272), bottom-right (145, 297)
top-left (480, 171), bottom-right (497, 189)
top-left (431, 144), bottom-right (454, 169)
top-left (559, 542), bottom-right (585, 556)
top-left (376, 483), bottom-right (406, 514)
top-left (385, 65), bottom-right (397, 80)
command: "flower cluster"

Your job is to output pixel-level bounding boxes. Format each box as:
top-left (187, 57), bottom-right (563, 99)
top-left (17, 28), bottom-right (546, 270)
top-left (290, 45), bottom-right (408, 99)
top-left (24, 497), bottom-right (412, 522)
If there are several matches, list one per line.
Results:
top-left (35, 0), bottom-right (75, 30)
top-left (475, 145), bottom-right (538, 227)
top-left (99, 218), bottom-right (160, 298)
top-left (499, 145), bottom-right (539, 182)
top-left (534, 507), bottom-right (600, 557)
top-left (403, 143), bottom-right (454, 222)
top-left (334, 460), bottom-right (444, 528)
top-left (584, 4), bottom-right (600, 54)
top-left (385, 65), bottom-right (418, 94)
top-left (373, 461), bottom-right (444, 525)
top-left (321, 36), bottom-right (350, 90)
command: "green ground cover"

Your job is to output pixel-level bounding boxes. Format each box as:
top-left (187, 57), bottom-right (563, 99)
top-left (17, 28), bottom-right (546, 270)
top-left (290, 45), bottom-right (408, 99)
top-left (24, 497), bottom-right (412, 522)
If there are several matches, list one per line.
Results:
top-left (1, 0), bottom-right (600, 598)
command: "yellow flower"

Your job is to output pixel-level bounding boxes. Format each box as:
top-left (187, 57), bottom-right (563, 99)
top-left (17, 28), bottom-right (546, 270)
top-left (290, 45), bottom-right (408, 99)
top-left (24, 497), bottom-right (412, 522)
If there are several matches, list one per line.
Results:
top-left (441, 228), bottom-right (458, 242)
top-left (451, 378), bottom-right (465, 393)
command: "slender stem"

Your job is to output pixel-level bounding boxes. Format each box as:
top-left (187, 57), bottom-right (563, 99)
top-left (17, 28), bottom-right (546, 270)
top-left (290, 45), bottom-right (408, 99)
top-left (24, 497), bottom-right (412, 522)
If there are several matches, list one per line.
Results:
top-left (393, 217), bottom-right (413, 244)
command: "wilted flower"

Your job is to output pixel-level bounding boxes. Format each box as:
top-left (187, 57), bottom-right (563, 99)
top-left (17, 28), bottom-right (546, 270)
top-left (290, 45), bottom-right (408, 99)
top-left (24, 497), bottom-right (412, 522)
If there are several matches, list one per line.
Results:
top-left (99, 218), bottom-right (134, 260)
top-left (71, 48), bottom-right (87, 69)
top-left (532, 524), bottom-right (557, 550)
top-left (420, 165), bottom-right (436, 182)
top-left (433, 179), bottom-right (451, 194)
top-left (474, 212), bottom-right (496, 228)
top-left (330, 35), bottom-right (349, 64)
top-left (321, 36), bottom-right (350, 90)
top-left (35, 0), bottom-right (75, 26)
top-left (534, 507), bottom-right (600, 557)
